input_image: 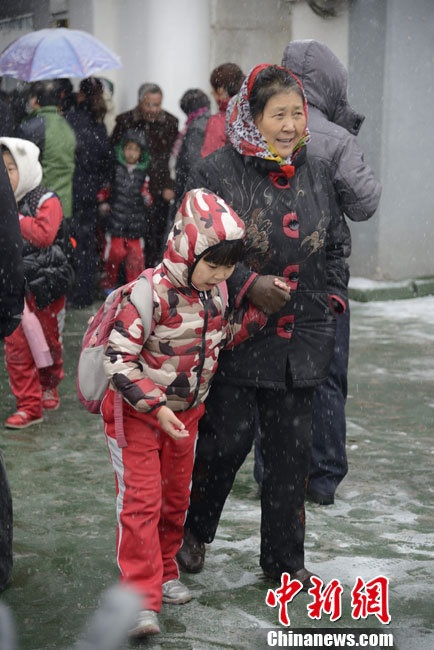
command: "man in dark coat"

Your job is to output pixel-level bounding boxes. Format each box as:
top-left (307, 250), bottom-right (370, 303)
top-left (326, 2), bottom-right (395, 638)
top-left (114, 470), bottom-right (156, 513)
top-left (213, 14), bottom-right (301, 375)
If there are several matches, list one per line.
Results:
top-left (0, 155), bottom-right (24, 591)
top-left (280, 39), bottom-right (382, 504)
top-left (111, 83), bottom-right (178, 266)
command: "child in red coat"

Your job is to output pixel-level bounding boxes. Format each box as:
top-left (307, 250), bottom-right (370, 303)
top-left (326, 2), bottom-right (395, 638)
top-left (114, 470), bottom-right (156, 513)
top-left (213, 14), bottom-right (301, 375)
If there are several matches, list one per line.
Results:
top-left (101, 188), bottom-right (287, 637)
top-left (1, 137), bottom-right (72, 428)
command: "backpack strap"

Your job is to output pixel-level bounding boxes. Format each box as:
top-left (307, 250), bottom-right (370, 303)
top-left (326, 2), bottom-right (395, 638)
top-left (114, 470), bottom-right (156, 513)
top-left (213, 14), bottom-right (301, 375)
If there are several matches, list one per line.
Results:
top-left (130, 268), bottom-right (156, 340)
top-left (113, 268), bottom-right (155, 449)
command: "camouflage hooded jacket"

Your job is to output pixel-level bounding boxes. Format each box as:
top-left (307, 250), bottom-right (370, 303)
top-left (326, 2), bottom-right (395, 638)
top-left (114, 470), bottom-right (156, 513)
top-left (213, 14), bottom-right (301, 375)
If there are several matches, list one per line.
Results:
top-left (103, 189), bottom-right (267, 413)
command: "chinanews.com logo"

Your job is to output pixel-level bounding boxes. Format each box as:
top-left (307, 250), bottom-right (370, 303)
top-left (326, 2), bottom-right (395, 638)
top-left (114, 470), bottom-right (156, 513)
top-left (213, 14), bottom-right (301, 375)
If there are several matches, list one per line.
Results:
top-left (264, 574), bottom-right (394, 648)
top-left (266, 630), bottom-right (394, 647)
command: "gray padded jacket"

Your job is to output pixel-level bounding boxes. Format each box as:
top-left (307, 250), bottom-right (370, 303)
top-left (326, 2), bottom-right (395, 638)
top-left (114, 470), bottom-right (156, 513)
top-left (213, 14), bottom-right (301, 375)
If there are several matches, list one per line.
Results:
top-left (282, 39), bottom-right (382, 259)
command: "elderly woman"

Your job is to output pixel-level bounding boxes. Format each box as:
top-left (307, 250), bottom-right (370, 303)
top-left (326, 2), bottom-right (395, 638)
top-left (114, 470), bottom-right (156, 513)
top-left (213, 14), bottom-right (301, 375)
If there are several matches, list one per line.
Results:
top-left (177, 64), bottom-right (348, 588)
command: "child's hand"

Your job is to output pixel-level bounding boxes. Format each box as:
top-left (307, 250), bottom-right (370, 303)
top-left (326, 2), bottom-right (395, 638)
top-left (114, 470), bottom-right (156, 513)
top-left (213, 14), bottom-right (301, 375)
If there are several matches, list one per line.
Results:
top-left (157, 406), bottom-right (189, 440)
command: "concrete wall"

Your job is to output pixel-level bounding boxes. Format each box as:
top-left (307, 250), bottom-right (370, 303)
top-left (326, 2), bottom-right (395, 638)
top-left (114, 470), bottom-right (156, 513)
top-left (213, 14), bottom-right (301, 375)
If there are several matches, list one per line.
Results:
top-left (346, 0), bottom-right (385, 278)
top-left (70, 0), bottom-right (211, 126)
top-left (349, 0), bottom-right (434, 279)
top-left (0, 0), bottom-right (50, 27)
top-left (209, 0), bottom-right (291, 75)
top-left (291, 0), bottom-right (349, 67)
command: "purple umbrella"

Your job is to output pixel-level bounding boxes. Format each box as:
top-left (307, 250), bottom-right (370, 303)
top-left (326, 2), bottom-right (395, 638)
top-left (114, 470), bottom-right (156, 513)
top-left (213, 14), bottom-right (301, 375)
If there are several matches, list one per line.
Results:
top-left (0, 28), bottom-right (122, 81)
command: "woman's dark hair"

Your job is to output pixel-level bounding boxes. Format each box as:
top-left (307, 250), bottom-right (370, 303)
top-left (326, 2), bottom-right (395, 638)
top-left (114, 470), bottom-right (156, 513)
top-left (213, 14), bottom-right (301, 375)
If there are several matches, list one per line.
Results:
top-left (58, 78), bottom-right (76, 113)
top-left (201, 239), bottom-right (244, 267)
top-left (30, 79), bottom-right (61, 107)
top-left (248, 66), bottom-right (303, 121)
top-left (79, 77), bottom-right (106, 122)
top-left (210, 63), bottom-right (244, 97)
top-left (180, 88), bottom-right (210, 116)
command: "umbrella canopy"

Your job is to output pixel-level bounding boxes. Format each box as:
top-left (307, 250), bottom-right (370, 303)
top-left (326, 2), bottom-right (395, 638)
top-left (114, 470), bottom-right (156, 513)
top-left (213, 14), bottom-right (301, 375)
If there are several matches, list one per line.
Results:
top-left (0, 28), bottom-right (122, 81)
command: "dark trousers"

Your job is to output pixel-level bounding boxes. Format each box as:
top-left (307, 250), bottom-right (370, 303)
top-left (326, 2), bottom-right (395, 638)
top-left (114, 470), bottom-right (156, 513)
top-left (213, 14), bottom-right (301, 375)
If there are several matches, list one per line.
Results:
top-left (0, 450), bottom-right (13, 591)
top-left (309, 304), bottom-right (350, 496)
top-left (69, 208), bottom-right (98, 307)
top-left (254, 306), bottom-right (350, 499)
top-left (147, 197), bottom-right (171, 267)
top-left (186, 382), bottom-right (314, 575)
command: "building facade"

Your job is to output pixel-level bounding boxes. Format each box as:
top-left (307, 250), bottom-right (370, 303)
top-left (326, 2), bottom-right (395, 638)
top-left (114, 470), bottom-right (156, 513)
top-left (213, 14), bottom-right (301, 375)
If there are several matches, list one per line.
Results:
top-left (0, 0), bottom-right (432, 280)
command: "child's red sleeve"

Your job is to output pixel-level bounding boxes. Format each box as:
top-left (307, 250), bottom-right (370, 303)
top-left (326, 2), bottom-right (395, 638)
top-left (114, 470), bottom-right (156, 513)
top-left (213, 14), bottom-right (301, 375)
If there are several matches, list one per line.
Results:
top-left (223, 302), bottom-right (267, 350)
top-left (104, 298), bottom-right (167, 413)
top-left (19, 194), bottom-right (63, 247)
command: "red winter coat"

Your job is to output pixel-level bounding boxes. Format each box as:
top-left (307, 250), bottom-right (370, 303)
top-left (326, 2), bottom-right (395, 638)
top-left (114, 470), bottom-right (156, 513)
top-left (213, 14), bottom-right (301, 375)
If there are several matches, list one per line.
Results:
top-left (103, 189), bottom-right (267, 413)
top-left (200, 98), bottom-right (230, 157)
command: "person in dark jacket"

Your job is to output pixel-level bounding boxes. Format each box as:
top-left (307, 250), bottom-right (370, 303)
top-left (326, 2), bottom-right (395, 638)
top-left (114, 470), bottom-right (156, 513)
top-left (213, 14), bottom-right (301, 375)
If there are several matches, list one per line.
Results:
top-left (0, 95), bottom-right (14, 137)
top-left (279, 39), bottom-right (382, 505)
top-left (66, 77), bottom-right (112, 307)
top-left (1, 137), bottom-right (72, 428)
top-left (99, 129), bottom-right (152, 292)
top-left (0, 156), bottom-right (24, 338)
top-left (173, 88), bottom-right (210, 204)
top-left (111, 83), bottom-right (178, 266)
top-left (16, 79), bottom-right (76, 219)
top-left (0, 154), bottom-right (24, 593)
top-left (176, 64), bottom-right (348, 589)
top-left (58, 77), bottom-right (77, 116)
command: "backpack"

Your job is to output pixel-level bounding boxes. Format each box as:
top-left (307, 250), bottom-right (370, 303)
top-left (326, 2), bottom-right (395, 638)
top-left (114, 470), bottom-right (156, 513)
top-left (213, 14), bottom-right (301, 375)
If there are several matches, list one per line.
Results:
top-left (76, 268), bottom-right (155, 447)
top-left (76, 269), bottom-right (228, 448)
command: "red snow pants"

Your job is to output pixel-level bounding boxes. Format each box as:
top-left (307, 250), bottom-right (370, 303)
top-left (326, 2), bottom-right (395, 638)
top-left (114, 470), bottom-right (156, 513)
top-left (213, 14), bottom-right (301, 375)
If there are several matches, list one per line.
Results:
top-left (102, 235), bottom-right (145, 288)
top-left (102, 390), bottom-right (204, 612)
top-left (4, 295), bottom-right (65, 418)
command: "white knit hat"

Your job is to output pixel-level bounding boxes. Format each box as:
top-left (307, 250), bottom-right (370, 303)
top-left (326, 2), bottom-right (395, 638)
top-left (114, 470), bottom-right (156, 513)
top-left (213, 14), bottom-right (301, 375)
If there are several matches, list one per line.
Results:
top-left (0, 136), bottom-right (43, 202)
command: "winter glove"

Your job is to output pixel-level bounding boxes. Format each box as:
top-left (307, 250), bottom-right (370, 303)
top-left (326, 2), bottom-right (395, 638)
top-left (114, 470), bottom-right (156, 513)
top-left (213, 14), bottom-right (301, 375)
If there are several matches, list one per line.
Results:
top-left (246, 275), bottom-right (291, 314)
top-left (141, 176), bottom-right (153, 207)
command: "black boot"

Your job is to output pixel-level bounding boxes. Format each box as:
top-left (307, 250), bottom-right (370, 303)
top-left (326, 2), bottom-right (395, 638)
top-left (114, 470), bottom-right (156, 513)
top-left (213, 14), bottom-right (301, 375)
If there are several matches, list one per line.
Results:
top-left (263, 567), bottom-right (320, 592)
top-left (176, 528), bottom-right (206, 574)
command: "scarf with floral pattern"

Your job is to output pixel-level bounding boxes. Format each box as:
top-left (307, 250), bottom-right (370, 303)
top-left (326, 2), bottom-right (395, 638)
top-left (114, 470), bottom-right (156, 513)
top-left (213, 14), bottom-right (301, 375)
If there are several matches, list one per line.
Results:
top-left (227, 64), bottom-right (310, 177)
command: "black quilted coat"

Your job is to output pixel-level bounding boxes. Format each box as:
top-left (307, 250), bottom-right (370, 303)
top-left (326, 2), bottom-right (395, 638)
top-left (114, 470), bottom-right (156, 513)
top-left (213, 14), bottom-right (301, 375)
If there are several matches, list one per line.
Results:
top-left (102, 132), bottom-right (151, 239)
top-left (185, 145), bottom-right (348, 389)
top-left (19, 186), bottom-right (74, 310)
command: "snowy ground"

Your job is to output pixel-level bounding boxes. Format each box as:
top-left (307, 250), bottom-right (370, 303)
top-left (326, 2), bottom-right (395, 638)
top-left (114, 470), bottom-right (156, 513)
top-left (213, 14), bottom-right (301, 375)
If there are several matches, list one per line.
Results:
top-left (1, 296), bottom-right (434, 649)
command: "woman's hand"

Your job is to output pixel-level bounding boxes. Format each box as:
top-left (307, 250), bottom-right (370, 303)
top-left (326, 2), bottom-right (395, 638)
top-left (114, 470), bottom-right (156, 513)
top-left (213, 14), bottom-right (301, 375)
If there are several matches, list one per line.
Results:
top-left (246, 275), bottom-right (291, 314)
top-left (156, 405), bottom-right (189, 439)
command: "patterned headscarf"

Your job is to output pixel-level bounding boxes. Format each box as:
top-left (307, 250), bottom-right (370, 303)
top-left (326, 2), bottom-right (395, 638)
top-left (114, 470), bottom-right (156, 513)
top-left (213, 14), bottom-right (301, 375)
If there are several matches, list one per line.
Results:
top-left (227, 64), bottom-right (310, 176)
